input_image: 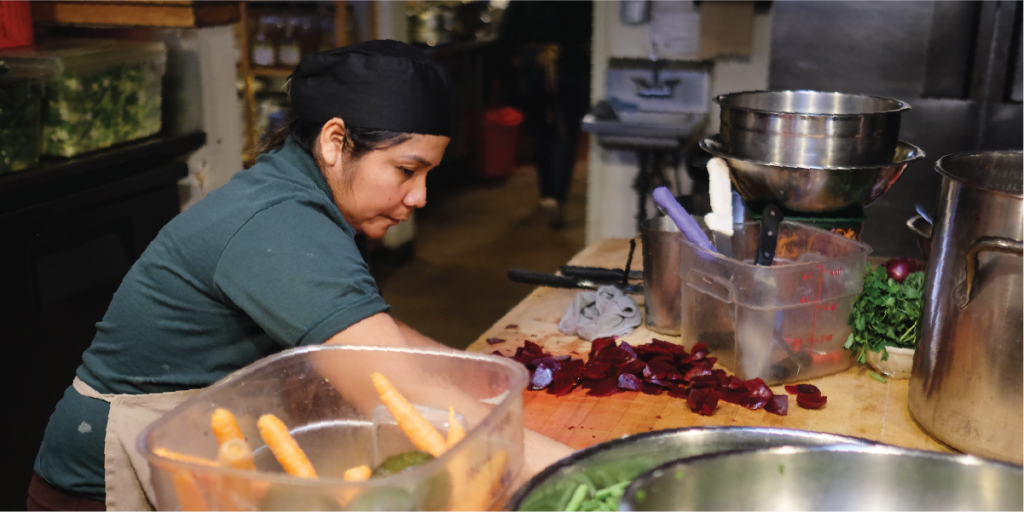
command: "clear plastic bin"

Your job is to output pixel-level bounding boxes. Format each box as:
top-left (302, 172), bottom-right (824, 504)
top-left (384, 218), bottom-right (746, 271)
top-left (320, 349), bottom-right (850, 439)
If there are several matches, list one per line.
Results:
top-left (0, 59), bottom-right (44, 173)
top-left (0, 39), bottom-right (166, 157)
top-left (139, 346), bottom-right (528, 511)
top-left (679, 220), bottom-right (871, 385)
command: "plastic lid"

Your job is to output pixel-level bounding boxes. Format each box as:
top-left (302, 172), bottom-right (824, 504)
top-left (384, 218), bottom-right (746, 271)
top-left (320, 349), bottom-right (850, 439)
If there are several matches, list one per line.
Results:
top-left (0, 39), bottom-right (166, 78)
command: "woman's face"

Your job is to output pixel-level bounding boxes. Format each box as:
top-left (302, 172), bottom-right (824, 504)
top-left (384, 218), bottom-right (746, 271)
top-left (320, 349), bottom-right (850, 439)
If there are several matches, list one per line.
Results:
top-left (329, 133), bottom-right (449, 239)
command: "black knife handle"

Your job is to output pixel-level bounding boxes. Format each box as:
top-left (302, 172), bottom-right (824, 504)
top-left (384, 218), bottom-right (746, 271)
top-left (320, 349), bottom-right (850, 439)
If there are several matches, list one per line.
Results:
top-left (560, 265), bottom-right (643, 281)
top-left (756, 205), bottom-right (783, 266)
top-left (508, 269), bottom-right (581, 289)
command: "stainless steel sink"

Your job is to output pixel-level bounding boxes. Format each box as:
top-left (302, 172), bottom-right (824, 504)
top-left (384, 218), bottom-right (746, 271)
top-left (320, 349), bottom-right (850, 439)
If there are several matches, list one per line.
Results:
top-left (582, 112), bottom-right (707, 142)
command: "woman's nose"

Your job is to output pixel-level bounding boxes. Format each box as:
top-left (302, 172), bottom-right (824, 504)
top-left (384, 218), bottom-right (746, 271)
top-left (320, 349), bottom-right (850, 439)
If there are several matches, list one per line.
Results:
top-left (403, 179), bottom-right (427, 208)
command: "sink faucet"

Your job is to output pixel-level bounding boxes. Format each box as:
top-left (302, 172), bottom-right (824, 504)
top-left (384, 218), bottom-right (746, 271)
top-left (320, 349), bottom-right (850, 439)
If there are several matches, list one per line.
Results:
top-left (633, 43), bottom-right (679, 99)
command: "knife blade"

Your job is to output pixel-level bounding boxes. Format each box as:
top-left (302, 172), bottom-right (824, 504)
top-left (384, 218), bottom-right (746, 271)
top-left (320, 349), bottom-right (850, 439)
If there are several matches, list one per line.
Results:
top-left (507, 269), bottom-right (644, 295)
top-left (559, 265), bottom-right (643, 282)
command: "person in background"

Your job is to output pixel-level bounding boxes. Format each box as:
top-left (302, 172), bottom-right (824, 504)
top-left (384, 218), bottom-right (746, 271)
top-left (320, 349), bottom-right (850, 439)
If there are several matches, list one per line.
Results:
top-left (28, 40), bottom-right (572, 511)
top-left (498, 0), bottom-right (594, 229)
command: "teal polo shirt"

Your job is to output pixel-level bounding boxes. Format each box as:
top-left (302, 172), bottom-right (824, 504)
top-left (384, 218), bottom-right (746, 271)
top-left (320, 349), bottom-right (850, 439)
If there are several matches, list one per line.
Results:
top-left (35, 137), bottom-right (390, 500)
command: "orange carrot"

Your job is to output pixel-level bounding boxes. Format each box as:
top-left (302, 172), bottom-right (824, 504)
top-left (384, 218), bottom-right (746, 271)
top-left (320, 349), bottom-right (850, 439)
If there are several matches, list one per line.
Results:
top-left (446, 405), bottom-right (466, 448)
top-left (211, 408), bottom-right (246, 446)
top-left (371, 372), bottom-right (447, 458)
top-left (154, 447), bottom-right (218, 468)
top-left (217, 438), bottom-right (256, 472)
top-left (173, 470), bottom-right (210, 511)
top-left (343, 465), bottom-right (372, 482)
top-left (257, 414), bottom-right (318, 479)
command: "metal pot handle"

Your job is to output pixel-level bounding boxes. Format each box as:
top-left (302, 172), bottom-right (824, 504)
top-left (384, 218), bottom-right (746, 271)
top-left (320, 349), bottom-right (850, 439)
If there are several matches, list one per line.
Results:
top-left (958, 236), bottom-right (1024, 309)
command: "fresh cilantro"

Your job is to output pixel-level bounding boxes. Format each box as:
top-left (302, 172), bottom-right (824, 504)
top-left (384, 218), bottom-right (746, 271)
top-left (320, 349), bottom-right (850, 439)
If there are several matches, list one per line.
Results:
top-left (844, 263), bottom-right (925, 364)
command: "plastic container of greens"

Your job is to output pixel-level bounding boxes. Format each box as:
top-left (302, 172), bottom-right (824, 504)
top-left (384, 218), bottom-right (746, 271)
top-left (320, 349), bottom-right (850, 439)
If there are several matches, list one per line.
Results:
top-left (0, 39), bottom-right (166, 157)
top-left (0, 58), bottom-right (44, 173)
top-left (138, 345), bottom-right (528, 511)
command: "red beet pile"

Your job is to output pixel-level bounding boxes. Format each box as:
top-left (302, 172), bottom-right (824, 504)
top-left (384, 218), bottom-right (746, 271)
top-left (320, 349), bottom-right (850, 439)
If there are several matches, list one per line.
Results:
top-left (496, 338), bottom-right (826, 416)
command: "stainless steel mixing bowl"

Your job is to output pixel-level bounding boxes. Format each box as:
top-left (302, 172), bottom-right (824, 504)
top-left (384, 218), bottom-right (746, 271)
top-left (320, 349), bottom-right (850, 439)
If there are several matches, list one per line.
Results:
top-left (622, 444), bottom-right (1023, 511)
top-left (700, 135), bottom-right (925, 213)
top-left (508, 427), bottom-right (874, 511)
top-left (715, 90), bottom-right (911, 168)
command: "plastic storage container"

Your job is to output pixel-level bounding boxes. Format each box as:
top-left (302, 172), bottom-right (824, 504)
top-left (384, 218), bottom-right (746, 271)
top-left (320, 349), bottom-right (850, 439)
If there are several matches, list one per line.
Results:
top-left (0, 39), bottom-right (166, 157)
top-left (679, 220), bottom-right (871, 385)
top-left (139, 345), bottom-right (528, 511)
top-left (0, 59), bottom-right (44, 173)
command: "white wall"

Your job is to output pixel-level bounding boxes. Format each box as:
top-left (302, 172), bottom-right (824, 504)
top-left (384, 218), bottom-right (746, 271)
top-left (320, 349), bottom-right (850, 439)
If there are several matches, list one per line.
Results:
top-left (585, 2), bottom-right (773, 244)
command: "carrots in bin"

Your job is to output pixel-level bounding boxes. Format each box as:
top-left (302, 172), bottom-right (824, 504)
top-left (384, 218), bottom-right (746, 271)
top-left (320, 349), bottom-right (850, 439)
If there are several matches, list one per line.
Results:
top-left (343, 465), bottom-right (372, 482)
top-left (211, 408), bottom-right (246, 446)
top-left (154, 447), bottom-right (218, 467)
top-left (173, 470), bottom-right (210, 511)
top-left (257, 414), bottom-right (318, 479)
top-left (446, 405), bottom-right (466, 448)
top-left (371, 372), bottom-right (448, 458)
top-left (217, 438), bottom-right (257, 471)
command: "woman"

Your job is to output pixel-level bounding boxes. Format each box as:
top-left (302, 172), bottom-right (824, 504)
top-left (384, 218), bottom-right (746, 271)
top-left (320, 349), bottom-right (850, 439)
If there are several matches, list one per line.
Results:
top-left (29, 40), bottom-right (571, 511)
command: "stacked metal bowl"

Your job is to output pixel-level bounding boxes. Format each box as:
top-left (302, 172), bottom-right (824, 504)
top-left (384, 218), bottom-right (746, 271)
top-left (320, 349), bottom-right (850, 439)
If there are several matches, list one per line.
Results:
top-left (700, 90), bottom-right (925, 213)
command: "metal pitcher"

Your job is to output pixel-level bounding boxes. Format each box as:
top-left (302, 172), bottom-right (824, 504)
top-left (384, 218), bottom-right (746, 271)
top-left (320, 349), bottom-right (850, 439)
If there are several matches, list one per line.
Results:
top-left (908, 150), bottom-right (1023, 465)
top-left (642, 217), bottom-right (682, 335)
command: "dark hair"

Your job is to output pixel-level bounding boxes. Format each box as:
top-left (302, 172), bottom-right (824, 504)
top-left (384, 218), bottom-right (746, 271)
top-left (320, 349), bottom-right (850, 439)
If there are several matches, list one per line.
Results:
top-left (257, 114), bottom-right (413, 165)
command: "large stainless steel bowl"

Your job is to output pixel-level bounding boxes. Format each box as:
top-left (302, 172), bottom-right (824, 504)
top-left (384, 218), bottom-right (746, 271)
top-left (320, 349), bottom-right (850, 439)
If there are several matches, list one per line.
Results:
top-left (508, 427), bottom-right (874, 511)
top-left (716, 90), bottom-right (911, 168)
top-left (700, 135), bottom-right (925, 213)
top-left (621, 444), bottom-right (1023, 511)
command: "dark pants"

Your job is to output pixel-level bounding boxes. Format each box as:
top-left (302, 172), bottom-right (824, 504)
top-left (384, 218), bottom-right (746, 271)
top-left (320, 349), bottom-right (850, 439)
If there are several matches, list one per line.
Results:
top-left (27, 473), bottom-right (105, 511)
top-left (518, 46), bottom-right (591, 203)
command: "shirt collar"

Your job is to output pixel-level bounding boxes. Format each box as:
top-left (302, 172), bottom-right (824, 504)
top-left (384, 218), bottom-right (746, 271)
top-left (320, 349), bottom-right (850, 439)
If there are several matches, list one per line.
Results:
top-left (280, 136), bottom-right (335, 200)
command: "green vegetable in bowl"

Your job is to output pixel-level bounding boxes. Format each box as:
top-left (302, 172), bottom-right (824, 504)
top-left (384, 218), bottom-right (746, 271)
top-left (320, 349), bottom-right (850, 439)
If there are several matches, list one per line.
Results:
top-left (0, 75), bottom-right (42, 173)
top-left (41, 61), bottom-right (162, 157)
top-left (844, 262), bottom-right (925, 364)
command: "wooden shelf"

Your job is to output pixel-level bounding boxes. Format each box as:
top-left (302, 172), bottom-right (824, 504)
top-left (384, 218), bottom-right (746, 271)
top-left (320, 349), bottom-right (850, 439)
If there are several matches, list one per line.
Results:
top-left (32, 1), bottom-right (240, 28)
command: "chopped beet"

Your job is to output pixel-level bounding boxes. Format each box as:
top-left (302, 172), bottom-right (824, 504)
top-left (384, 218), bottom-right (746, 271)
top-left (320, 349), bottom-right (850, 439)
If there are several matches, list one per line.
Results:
top-left (796, 393), bottom-right (828, 409)
top-left (587, 376), bottom-right (623, 397)
top-left (505, 324), bottom-right (518, 329)
top-left (491, 350), bottom-right (504, 357)
top-left (597, 347), bottom-right (631, 366)
top-left (683, 365), bottom-right (713, 383)
top-left (636, 345), bottom-right (673, 360)
top-left (618, 359), bottom-right (647, 376)
top-left (619, 341), bottom-right (637, 359)
top-left (547, 373), bottom-right (577, 396)
top-left (531, 357), bottom-right (564, 376)
top-left (690, 375), bottom-right (720, 388)
top-left (486, 338), bottom-right (506, 345)
top-left (723, 375), bottom-right (745, 390)
top-left (668, 386), bottom-right (690, 399)
top-left (530, 366), bottom-right (554, 390)
top-left (588, 337), bottom-right (617, 362)
top-left (641, 383), bottom-right (664, 395)
top-left (687, 388), bottom-right (721, 416)
top-left (652, 339), bottom-right (691, 358)
top-left (559, 359), bottom-right (584, 380)
top-left (618, 373), bottom-right (643, 391)
top-left (765, 395), bottom-right (789, 416)
top-left (785, 384), bottom-right (822, 396)
top-left (580, 362), bottom-right (613, 381)
top-left (644, 359), bottom-right (677, 379)
top-left (719, 388), bottom-right (750, 405)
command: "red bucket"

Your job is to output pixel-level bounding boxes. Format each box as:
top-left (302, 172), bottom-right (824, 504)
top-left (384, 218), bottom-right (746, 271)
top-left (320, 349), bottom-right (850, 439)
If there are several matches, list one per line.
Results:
top-left (0, 1), bottom-right (34, 49)
top-left (478, 106), bottom-right (523, 180)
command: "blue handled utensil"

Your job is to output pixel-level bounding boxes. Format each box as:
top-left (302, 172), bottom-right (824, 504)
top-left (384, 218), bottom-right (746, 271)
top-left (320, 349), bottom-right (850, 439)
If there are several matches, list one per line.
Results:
top-left (652, 186), bottom-right (717, 253)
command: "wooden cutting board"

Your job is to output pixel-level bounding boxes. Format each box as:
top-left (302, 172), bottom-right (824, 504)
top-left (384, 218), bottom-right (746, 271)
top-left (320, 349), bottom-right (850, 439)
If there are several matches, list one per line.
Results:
top-left (467, 238), bottom-right (953, 454)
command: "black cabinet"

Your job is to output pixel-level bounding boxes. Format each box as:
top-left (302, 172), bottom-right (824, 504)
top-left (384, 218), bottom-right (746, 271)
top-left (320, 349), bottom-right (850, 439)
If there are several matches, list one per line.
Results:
top-left (0, 132), bottom-right (204, 508)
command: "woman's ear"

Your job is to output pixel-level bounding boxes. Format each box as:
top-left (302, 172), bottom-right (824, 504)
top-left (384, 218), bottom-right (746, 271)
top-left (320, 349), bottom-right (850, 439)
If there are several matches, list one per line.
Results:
top-left (317, 117), bottom-right (348, 169)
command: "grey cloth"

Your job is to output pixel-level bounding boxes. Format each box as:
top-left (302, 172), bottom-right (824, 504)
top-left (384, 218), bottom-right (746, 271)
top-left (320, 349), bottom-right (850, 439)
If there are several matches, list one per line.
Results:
top-left (558, 285), bottom-right (642, 341)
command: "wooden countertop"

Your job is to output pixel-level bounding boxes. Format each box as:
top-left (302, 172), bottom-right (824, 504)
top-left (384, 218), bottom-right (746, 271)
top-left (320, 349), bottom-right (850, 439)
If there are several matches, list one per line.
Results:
top-left (466, 238), bottom-right (953, 454)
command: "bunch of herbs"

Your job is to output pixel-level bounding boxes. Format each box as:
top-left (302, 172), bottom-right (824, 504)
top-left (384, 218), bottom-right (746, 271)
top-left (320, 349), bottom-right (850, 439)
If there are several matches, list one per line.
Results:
top-left (845, 263), bottom-right (925, 363)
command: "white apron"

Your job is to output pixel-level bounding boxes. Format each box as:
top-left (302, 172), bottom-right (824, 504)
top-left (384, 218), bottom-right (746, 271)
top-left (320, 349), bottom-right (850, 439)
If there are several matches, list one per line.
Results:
top-left (73, 377), bottom-right (202, 511)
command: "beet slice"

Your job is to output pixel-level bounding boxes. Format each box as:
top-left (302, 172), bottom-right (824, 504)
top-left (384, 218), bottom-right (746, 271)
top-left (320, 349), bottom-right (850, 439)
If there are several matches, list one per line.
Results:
top-left (687, 388), bottom-right (721, 416)
top-left (682, 365), bottom-right (713, 383)
top-left (580, 362), bottom-right (613, 381)
top-left (719, 388), bottom-right (750, 405)
top-left (618, 373), bottom-right (643, 391)
top-left (796, 393), bottom-right (828, 409)
top-left (486, 338), bottom-right (505, 345)
top-left (668, 386), bottom-right (690, 399)
top-left (618, 359), bottom-right (647, 376)
top-left (587, 376), bottom-right (623, 397)
top-left (547, 373), bottom-right (577, 396)
top-left (652, 338), bottom-right (691, 358)
top-left (619, 341), bottom-right (638, 359)
top-left (588, 337), bottom-right (617, 363)
top-left (559, 359), bottom-right (584, 380)
top-left (765, 395), bottom-right (789, 416)
top-left (785, 384), bottom-right (821, 396)
top-left (597, 347), bottom-right (631, 366)
top-left (641, 383), bottom-right (665, 395)
top-left (530, 365), bottom-right (554, 390)
top-left (635, 345), bottom-right (673, 361)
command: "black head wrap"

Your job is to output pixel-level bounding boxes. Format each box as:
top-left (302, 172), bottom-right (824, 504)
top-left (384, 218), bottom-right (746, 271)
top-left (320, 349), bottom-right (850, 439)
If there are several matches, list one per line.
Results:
top-left (290, 40), bottom-right (454, 137)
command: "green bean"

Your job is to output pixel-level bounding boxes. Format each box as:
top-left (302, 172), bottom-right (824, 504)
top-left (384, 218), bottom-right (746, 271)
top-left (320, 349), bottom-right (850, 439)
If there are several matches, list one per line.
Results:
top-left (594, 480), bottom-right (630, 499)
top-left (564, 484), bottom-right (589, 512)
top-left (868, 371), bottom-right (887, 383)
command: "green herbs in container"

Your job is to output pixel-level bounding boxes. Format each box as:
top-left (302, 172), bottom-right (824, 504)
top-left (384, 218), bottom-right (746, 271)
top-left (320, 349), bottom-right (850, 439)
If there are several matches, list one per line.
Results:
top-left (0, 59), bottom-right (44, 173)
top-left (0, 39), bottom-right (166, 158)
top-left (845, 259), bottom-right (925, 374)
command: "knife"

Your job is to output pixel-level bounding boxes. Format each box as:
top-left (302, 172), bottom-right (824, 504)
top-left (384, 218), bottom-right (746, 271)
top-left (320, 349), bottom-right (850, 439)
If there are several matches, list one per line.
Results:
top-left (508, 269), bottom-right (644, 295)
top-left (559, 265), bottom-right (643, 282)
